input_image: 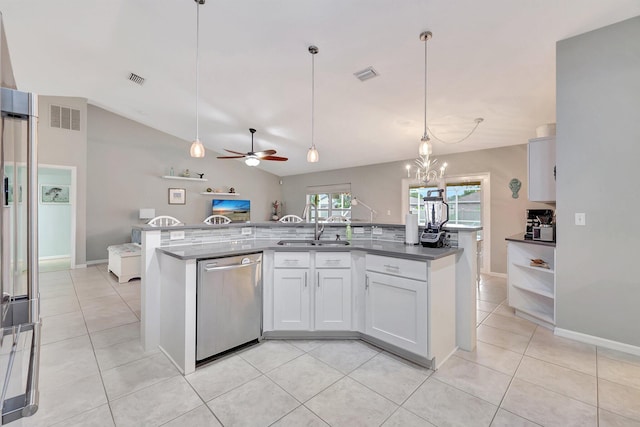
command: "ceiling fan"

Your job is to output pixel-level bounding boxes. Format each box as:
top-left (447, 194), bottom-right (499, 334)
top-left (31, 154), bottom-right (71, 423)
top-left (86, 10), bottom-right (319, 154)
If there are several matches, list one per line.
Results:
top-left (217, 128), bottom-right (288, 167)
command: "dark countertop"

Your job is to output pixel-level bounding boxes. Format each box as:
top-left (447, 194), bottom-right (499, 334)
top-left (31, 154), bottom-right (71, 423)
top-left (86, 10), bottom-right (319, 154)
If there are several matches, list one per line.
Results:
top-left (134, 222), bottom-right (482, 232)
top-left (156, 239), bottom-right (463, 262)
top-left (505, 233), bottom-right (556, 248)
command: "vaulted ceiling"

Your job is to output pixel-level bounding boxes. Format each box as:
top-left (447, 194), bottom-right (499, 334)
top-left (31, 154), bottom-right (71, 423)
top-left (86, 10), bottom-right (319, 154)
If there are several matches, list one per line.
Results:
top-left (1, 0), bottom-right (638, 176)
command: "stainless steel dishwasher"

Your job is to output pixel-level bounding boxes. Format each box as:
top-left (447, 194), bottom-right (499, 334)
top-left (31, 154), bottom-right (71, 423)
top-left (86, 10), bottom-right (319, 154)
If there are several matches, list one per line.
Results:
top-left (196, 253), bottom-right (262, 362)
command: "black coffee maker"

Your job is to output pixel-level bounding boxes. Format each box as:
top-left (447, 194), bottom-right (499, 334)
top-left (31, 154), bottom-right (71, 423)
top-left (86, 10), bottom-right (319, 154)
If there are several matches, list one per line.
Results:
top-left (525, 209), bottom-right (554, 240)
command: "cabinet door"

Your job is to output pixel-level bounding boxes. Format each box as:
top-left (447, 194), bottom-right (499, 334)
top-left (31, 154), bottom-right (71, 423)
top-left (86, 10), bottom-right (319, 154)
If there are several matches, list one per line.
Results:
top-left (315, 269), bottom-right (351, 330)
top-left (273, 269), bottom-right (310, 330)
top-left (528, 137), bottom-right (556, 202)
top-left (365, 271), bottom-right (427, 355)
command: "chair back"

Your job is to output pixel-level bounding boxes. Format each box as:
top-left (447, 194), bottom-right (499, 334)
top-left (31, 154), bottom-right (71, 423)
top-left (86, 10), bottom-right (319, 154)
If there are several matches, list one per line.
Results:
top-left (203, 215), bottom-right (232, 225)
top-left (147, 216), bottom-right (182, 227)
top-left (278, 215), bottom-right (304, 223)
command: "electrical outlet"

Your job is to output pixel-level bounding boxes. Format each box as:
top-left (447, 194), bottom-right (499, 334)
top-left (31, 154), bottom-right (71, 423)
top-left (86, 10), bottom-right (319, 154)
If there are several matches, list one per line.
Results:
top-left (353, 227), bottom-right (364, 234)
top-left (575, 213), bottom-right (586, 226)
top-left (170, 230), bottom-right (185, 240)
top-left (387, 210), bottom-right (391, 216)
top-left (372, 227), bottom-right (383, 235)
top-left (241, 227), bottom-right (252, 235)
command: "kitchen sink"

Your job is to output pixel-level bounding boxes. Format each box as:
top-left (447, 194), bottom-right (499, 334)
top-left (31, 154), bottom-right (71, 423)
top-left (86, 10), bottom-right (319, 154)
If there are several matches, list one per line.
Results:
top-left (276, 240), bottom-right (350, 246)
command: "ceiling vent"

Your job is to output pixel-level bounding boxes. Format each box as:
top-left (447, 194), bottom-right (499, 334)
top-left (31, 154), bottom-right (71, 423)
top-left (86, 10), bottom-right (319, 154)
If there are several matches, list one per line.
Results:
top-left (128, 72), bottom-right (145, 85)
top-left (353, 67), bottom-right (379, 82)
top-left (50, 104), bottom-right (80, 131)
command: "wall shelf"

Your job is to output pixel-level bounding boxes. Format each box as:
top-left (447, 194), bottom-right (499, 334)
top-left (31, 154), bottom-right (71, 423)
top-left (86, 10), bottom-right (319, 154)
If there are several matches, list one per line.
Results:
top-left (200, 192), bottom-right (240, 196)
top-left (161, 175), bottom-right (208, 182)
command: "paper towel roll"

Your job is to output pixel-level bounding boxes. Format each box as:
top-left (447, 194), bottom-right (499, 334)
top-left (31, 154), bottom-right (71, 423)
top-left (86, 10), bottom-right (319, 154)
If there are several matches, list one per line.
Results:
top-left (405, 213), bottom-right (419, 245)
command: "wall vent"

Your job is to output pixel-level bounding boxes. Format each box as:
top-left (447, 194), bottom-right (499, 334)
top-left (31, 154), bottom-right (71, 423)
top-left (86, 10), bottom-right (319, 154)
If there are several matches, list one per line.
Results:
top-left (50, 104), bottom-right (80, 131)
top-left (353, 67), bottom-right (380, 82)
top-left (128, 72), bottom-right (145, 85)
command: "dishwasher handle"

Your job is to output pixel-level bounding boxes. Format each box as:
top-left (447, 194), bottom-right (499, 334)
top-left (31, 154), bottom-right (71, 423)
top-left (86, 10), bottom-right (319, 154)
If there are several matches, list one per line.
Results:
top-left (202, 260), bottom-right (261, 272)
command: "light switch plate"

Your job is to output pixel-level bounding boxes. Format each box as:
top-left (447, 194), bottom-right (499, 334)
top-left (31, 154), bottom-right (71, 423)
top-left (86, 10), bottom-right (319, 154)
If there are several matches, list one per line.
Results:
top-left (170, 230), bottom-right (185, 240)
top-left (575, 213), bottom-right (586, 226)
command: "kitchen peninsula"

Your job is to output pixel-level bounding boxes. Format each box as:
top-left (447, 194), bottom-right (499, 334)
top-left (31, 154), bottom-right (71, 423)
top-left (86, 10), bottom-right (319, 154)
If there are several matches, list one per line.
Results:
top-left (136, 222), bottom-right (480, 374)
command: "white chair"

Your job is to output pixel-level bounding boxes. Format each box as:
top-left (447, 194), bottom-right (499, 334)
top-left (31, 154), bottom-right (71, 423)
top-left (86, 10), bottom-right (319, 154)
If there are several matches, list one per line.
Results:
top-left (147, 215), bottom-right (182, 227)
top-left (203, 215), bottom-right (232, 225)
top-left (279, 214), bottom-right (304, 223)
top-left (325, 215), bottom-right (351, 223)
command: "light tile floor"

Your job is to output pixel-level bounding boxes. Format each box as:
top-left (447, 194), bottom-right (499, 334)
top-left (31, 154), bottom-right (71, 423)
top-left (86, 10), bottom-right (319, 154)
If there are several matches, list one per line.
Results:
top-left (7, 267), bottom-right (640, 426)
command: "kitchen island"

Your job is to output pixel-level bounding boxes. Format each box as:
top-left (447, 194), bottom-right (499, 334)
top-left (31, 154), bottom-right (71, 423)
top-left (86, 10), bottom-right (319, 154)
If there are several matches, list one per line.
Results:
top-left (137, 223), bottom-right (479, 374)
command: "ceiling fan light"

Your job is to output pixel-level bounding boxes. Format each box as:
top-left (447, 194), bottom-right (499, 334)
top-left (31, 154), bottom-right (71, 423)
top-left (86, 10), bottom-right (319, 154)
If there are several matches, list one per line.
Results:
top-left (190, 138), bottom-right (205, 158)
top-left (307, 145), bottom-right (319, 163)
top-left (245, 156), bottom-right (260, 167)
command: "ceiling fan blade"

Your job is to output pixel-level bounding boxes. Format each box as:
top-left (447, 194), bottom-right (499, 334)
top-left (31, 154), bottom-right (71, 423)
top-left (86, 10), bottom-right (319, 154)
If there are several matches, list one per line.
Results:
top-left (224, 149), bottom-right (247, 155)
top-left (253, 149), bottom-right (277, 158)
top-left (217, 155), bottom-right (246, 159)
top-left (262, 155), bottom-right (288, 161)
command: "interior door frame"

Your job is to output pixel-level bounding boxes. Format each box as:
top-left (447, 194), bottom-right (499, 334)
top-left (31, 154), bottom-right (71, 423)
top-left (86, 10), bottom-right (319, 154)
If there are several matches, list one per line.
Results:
top-left (39, 163), bottom-right (77, 269)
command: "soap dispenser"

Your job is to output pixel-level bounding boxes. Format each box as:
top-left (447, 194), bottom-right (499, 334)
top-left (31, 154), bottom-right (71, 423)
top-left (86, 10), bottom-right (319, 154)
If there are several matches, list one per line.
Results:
top-left (346, 224), bottom-right (352, 241)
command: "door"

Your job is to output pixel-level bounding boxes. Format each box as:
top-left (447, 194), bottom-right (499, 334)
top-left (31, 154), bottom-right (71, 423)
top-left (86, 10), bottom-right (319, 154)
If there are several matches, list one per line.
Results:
top-left (273, 269), bottom-right (310, 330)
top-left (315, 269), bottom-right (351, 330)
top-left (365, 271), bottom-right (427, 355)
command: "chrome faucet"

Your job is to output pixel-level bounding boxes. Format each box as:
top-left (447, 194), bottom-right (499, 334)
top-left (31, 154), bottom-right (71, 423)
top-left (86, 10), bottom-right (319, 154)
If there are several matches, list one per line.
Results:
top-left (302, 203), bottom-right (324, 240)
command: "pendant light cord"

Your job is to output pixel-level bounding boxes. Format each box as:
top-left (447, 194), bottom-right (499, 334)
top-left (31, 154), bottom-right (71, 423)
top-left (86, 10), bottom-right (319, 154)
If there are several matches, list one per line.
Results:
top-left (195, 1), bottom-right (200, 141)
top-left (423, 34), bottom-right (428, 139)
top-left (311, 50), bottom-right (315, 148)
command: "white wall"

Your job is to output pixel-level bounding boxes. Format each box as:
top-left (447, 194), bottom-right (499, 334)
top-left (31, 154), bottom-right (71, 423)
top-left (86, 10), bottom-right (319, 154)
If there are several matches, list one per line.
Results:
top-left (556, 16), bottom-right (640, 347)
top-left (86, 105), bottom-right (283, 262)
top-left (282, 144), bottom-right (552, 274)
top-left (38, 96), bottom-right (87, 266)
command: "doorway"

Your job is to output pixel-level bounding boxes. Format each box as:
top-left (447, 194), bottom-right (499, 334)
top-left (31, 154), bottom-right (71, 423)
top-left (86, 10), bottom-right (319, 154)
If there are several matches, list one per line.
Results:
top-left (38, 165), bottom-right (76, 271)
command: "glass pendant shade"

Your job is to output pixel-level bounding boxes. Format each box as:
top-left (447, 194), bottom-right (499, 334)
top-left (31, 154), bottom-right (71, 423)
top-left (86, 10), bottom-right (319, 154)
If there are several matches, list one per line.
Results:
top-left (190, 138), bottom-right (205, 158)
top-left (418, 138), bottom-right (432, 156)
top-left (307, 145), bottom-right (319, 163)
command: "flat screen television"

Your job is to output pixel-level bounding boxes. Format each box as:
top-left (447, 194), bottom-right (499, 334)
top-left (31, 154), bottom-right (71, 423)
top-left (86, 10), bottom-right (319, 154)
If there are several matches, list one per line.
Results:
top-left (212, 199), bottom-right (250, 222)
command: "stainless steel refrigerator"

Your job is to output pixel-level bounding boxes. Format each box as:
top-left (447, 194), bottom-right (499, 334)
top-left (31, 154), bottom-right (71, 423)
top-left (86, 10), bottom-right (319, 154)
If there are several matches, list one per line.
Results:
top-left (0, 13), bottom-right (41, 425)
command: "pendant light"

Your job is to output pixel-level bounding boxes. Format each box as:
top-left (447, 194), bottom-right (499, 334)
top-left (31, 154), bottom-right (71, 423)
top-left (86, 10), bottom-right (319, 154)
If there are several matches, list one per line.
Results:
top-left (189, 0), bottom-right (206, 158)
top-left (418, 31), bottom-right (483, 151)
top-left (307, 45), bottom-right (319, 163)
top-left (418, 31), bottom-right (433, 157)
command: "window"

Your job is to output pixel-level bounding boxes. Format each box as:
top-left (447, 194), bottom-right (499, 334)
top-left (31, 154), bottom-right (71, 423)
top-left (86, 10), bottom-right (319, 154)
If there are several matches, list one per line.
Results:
top-left (306, 183), bottom-right (351, 222)
top-left (446, 182), bottom-right (482, 226)
top-left (409, 185), bottom-right (437, 226)
top-left (409, 181), bottom-right (482, 227)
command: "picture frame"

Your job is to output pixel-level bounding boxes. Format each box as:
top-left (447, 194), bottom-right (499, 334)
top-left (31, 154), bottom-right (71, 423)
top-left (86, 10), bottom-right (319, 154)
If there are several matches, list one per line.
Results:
top-left (40, 184), bottom-right (70, 204)
top-left (168, 188), bottom-right (186, 205)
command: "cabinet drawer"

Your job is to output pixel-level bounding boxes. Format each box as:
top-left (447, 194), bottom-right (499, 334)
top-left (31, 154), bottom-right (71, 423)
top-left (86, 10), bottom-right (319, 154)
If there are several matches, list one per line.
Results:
top-left (274, 252), bottom-right (310, 268)
top-left (315, 252), bottom-right (351, 269)
top-left (366, 254), bottom-right (427, 281)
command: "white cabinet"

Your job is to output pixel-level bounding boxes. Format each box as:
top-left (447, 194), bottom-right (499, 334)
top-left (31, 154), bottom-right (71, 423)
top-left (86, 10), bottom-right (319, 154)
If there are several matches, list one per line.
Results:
top-left (272, 251), bottom-right (351, 331)
top-left (365, 271), bottom-right (427, 354)
top-left (364, 254), bottom-right (456, 368)
top-left (507, 241), bottom-right (556, 328)
top-left (273, 252), bottom-right (310, 330)
top-left (315, 253), bottom-right (351, 330)
top-left (528, 136), bottom-right (556, 202)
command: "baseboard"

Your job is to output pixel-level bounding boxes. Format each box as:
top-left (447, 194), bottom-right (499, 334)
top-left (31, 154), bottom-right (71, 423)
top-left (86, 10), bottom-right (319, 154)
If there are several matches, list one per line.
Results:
top-left (486, 271), bottom-right (507, 279)
top-left (38, 255), bottom-right (70, 261)
top-left (87, 259), bottom-right (107, 266)
top-left (554, 327), bottom-right (640, 357)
